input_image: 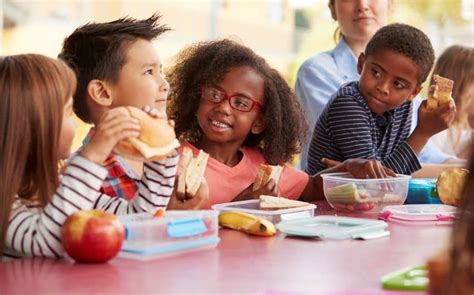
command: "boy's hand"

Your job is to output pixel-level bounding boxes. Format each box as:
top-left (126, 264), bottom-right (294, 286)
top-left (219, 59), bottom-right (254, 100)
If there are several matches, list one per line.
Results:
top-left (80, 107), bottom-right (140, 164)
top-left (168, 178), bottom-right (209, 210)
top-left (232, 180), bottom-right (278, 202)
top-left (321, 158), bottom-right (396, 179)
top-left (417, 99), bottom-right (456, 137)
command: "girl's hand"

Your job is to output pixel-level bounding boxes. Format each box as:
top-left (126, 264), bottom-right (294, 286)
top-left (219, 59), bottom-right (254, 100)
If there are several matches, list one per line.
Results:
top-left (80, 107), bottom-right (140, 164)
top-left (168, 178), bottom-right (209, 210)
top-left (232, 179), bottom-right (278, 202)
top-left (321, 157), bottom-right (395, 179)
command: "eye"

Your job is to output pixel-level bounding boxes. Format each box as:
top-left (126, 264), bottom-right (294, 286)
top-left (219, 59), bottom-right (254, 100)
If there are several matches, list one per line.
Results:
top-left (232, 96), bottom-right (251, 108)
top-left (371, 68), bottom-right (381, 78)
top-left (394, 80), bottom-right (406, 89)
top-left (145, 68), bottom-right (153, 75)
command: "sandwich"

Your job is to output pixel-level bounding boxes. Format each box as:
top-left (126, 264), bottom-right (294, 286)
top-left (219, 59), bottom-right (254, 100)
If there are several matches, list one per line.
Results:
top-left (436, 167), bottom-right (469, 206)
top-left (177, 147), bottom-right (209, 198)
top-left (253, 164), bottom-right (283, 191)
top-left (426, 74), bottom-right (454, 110)
top-left (114, 107), bottom-right (180, 161)
top-left (259, 195), bottom-right (309, 210)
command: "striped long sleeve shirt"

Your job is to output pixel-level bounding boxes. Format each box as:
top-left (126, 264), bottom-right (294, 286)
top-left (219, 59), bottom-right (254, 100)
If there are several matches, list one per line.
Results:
top-left (4, 153), bottom-right (178, 260)
top-left (306, 81), bottom-right (421, 176)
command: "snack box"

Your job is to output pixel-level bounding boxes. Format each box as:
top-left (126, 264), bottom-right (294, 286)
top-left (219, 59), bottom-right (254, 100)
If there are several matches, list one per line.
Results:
top-left (379, 204), bottom-right (457, 224)
top-left (321, 172), bottom-right (410, 213)
top-left (118, 210), bottom-right (220, 260)
top-left (276, 216), bottom-right (390, 240)
top-left (405, 178), bottom-right (440, 204)
top-left (212, 199), bottom-right (316, 223)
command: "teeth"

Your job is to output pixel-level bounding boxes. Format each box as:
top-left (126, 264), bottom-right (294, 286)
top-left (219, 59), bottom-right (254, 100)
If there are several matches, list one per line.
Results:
top-left (211, 120), bottom-right (230, 129)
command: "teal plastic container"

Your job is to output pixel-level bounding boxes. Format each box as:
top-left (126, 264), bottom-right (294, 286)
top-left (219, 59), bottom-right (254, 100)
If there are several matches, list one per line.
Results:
top-left (405, 178), bottom-right (440, 204)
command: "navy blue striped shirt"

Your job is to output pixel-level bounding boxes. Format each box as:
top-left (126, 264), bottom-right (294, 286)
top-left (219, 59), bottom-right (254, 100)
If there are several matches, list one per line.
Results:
top-left (306, 81), bottom-right (421, 175)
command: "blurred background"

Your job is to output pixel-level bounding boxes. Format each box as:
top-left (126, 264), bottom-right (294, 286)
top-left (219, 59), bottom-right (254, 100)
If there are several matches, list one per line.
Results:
top-left (1, 0), bottom-right (473, 148)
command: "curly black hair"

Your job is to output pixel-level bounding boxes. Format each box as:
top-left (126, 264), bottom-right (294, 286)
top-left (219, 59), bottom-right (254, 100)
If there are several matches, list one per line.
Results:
top-left (59, 13), bottom-right (170, 123)
top-left (365, 23), bottom-right (435, 84)
top-left (167, 39), bottom-right (308, 165)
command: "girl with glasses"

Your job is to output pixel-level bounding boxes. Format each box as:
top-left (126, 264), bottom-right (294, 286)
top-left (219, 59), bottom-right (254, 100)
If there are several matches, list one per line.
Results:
top-left (167, 39), bottom-right (394, 208)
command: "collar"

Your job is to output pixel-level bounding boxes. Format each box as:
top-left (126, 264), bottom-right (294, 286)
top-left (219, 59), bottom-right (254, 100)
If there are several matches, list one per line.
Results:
top-left (333, 38), bottom-right (359, 80)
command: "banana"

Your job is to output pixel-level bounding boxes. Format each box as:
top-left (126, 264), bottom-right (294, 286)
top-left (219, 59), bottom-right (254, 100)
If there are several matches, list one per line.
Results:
top-left (218, 211), bottom-right (276, 237)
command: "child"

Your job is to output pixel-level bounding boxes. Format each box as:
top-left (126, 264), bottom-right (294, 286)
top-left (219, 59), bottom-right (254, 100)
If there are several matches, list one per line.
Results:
top-left (59, 14), bottom-right (206, 208)
top-left (427, 144), bottom-right (474, 294)
top-left (429, 45), bottom-right (474, 160)
top-left (167, 39), bottom-right (394, 208)
top-left (306, 23), bottom-right (456, 176)
top-left (0, 54), bottom-right (178, 259)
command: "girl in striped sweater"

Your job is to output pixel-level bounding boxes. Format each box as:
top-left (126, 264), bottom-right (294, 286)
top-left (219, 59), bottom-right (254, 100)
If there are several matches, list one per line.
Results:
top-left (0, 54), bottom-right (177, 259)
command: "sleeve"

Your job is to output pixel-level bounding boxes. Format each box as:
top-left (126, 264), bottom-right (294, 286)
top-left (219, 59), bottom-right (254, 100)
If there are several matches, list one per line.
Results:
top-left (295, 61), bottom-right (340, 172)
top-left (93, 153), bottom-right (178, 214)
top-left (5, 155), bottom-right (108, 258)
top-left (278, 166), bottom-right (309, 200)
top-left (327, 97), bottom-right (420, 175)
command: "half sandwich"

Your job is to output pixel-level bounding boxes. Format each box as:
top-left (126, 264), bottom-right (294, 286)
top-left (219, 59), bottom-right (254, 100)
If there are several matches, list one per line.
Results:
top-left (177, 147), bottom-right (209, 198)
top-left (259, 195), bottom-right (310, 210)
top-left (253, 164), bottom-right (283, 191)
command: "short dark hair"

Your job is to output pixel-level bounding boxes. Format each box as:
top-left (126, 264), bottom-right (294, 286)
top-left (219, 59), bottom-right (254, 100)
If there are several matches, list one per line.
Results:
top-left (59, 13), bottom-right (170, 123)
top-left (167, 39), bottom-right (308, 165)
top-left (365, 23), bottom-right (435, 84)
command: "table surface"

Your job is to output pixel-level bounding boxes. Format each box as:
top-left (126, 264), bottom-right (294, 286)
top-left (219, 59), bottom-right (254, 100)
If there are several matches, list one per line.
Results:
top-left (0, 202), bottom-right (451, 294)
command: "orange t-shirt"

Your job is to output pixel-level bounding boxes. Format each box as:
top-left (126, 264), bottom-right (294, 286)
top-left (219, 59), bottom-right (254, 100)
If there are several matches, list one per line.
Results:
top-left (179, 142), bottom-right (309, 209)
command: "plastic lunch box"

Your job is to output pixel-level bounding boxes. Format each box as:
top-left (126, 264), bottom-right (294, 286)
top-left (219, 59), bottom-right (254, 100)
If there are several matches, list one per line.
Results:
top-left (118, 210), bottom-right (220, 260)
top-left (405, 178), bottom-right (440, 204)
top-left (212, 199), bottom-right (316, 223)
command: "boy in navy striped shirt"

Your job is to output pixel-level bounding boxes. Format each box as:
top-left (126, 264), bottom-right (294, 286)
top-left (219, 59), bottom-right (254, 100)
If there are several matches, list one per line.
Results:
top-left (307, 23), bottom-right (456, 176)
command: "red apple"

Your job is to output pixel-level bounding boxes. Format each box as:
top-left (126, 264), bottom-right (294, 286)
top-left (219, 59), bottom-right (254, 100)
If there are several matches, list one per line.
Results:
top-left (61, 210), bottom-right (125, 263)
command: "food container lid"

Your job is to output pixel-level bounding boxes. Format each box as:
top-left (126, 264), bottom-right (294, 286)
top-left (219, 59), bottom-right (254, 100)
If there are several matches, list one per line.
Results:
top-left (276, 216), bottom-right (389, 240)
top-left (379, 204), bottom-right (458, 223)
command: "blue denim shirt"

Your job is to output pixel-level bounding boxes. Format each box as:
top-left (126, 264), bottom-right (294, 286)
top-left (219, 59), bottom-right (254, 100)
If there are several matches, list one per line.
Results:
top-left (295, 38), bottom-right (454, 171)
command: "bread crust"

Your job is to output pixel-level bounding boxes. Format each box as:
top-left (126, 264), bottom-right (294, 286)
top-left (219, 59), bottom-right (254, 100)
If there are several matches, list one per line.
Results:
top-left (436, 168), bottom-right (469, 206)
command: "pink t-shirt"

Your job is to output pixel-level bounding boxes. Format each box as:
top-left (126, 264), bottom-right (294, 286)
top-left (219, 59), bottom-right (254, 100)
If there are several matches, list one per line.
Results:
top-left (179, 142), bottom-right (309, 209)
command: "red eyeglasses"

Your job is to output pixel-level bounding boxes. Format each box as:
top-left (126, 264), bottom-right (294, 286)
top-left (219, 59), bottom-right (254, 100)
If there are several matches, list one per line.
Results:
top-left (201, 85), bottom-right (263, 112)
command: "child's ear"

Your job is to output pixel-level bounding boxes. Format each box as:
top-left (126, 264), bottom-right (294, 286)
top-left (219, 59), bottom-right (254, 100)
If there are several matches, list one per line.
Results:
top-left (87, 79), bottom-right (112, 106)
top-left (407, 85), bottom-right (423, 101)
top-left (357, 53), bottom-right (365, 75)
top-left (250, 114), bottom-right (266, 135)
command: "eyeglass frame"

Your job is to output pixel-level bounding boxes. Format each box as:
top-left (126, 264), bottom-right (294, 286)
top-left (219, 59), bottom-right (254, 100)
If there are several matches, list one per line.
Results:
top-left (200, 85), bottom-right (263, 112)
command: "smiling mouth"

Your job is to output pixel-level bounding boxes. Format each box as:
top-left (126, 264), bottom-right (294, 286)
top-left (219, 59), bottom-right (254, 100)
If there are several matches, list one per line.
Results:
top-left (210, 119), bottom-right (231, 129)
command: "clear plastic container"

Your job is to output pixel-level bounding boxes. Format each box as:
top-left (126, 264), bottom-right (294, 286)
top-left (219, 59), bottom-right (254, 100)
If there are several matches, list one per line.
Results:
top-left (321, 172), bottom-right (411, 213)
top-left (118, 210), bottom-right (219, 260)
top-left (212, 199), bottom-right (316, 223)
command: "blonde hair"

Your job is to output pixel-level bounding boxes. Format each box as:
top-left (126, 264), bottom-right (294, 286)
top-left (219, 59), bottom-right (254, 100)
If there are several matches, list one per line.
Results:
top-left (0, 54), bottom-right (76, 255)
top-left (431, 45), bottom-right (474, 146)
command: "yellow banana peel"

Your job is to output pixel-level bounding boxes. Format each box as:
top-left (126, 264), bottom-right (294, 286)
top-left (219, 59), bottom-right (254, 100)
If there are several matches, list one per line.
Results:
top-left (218, 211), bottom-right (276, 237)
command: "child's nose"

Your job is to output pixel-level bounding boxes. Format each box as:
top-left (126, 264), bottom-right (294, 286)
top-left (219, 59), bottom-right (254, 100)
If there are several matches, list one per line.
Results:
top-left (376, 79), bottom-right (390, 95)
top-left (157, 75), bottom-right (169, 93)
top-left (214, 98), bottom-right (233, 114)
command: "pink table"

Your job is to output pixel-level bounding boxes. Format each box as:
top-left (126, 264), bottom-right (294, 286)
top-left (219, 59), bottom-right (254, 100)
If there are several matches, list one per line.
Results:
top-left (0, 202), bottom-right (451, 294)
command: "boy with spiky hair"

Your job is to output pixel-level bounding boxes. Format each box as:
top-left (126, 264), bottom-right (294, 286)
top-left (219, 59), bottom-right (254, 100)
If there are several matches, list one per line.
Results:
top-left (307, 23), bottom-right (456, 175)
top-left (59, 14), bottom-right (207, 209)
